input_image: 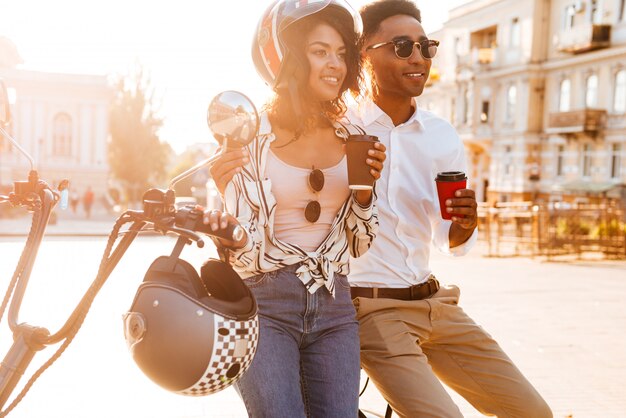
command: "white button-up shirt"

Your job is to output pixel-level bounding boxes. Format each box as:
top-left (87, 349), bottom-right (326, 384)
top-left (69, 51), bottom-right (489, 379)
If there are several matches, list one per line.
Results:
top-left (348, 99), bottom-right (477, 288)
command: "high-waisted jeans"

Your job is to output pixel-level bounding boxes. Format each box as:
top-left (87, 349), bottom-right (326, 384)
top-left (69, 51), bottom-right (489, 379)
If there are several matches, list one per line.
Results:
top-left (235, 263), bottom-right (360, 418)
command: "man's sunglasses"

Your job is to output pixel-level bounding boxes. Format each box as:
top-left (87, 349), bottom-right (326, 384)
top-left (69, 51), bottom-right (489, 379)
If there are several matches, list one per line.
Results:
top-left (366, 39), bottom-right (439, 60)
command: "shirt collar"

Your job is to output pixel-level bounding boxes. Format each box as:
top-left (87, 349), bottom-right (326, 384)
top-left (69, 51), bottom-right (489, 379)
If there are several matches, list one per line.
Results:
top-left (359, 97), bottom-right (425, 131)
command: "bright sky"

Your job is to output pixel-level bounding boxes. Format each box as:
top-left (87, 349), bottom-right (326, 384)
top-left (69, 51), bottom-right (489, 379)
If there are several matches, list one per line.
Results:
top-left (1, 0), bottom-right (467, 154)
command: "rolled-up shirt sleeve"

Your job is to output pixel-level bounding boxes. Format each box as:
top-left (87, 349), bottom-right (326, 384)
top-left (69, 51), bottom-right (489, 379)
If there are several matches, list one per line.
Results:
top-left (432, 219), bottom-right (477, 256)
top-left (222, 178), bottom-right (263, 270)
top-left (345, 191), bottom-right (378, 258)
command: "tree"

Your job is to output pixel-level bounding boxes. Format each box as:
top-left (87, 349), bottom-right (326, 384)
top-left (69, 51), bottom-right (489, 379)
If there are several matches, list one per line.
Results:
top-left (108, 66), bottom-right (172, 204)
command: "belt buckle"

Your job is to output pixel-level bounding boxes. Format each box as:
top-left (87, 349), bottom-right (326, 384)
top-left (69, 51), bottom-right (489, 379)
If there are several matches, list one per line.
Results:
top-left (427, 275), bottom-right (439, 297)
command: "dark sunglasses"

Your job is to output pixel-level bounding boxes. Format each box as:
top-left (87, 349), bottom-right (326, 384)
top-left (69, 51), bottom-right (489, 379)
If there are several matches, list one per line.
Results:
top-left (366, 38), bottom-right (439, 60)
top-left (305, 168), bottom-right (324, 223)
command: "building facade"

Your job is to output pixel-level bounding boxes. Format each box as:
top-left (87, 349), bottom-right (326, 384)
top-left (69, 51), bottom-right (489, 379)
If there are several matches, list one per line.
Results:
top-left (0, 37), bottom-right (112, 198)
top-left (421, 0), bottom-right (626, 205)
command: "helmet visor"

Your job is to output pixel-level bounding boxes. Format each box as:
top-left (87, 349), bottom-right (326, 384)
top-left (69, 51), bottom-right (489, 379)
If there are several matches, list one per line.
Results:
top-left (277, 0), bottom-right (362, 35)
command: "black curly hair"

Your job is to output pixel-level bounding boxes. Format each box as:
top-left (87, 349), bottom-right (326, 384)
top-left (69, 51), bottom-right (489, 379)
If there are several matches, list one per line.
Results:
top-left (266, 8), bottom-right (362, 133)
top-left (359, 0), bottom-right (422, 47)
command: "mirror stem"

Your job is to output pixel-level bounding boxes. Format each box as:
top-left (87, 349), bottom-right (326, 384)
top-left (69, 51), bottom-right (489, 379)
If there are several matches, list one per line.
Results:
top-left (168, 153), bottom-right (221, 190)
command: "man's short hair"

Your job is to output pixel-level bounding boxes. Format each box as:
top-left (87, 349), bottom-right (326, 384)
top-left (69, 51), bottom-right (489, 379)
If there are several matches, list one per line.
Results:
top-left (360, 0), bottom-right (422, 42)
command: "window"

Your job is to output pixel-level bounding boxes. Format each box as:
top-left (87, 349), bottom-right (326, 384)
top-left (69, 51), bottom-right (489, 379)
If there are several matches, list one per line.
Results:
top-left (557, 145), bottom-right (565, 176)
top-left (590, 0), bottom-right (601, 24)
top-left (506, 85), bottom-right (517, 122)
top-left (480, 101), bottom-right (490, 123)
top-left (585, 74), bottom-right (598, 107)
top-left (614, 70), bottom-right (626, 113)
top-left (462, 86), bottom-right (471, 124)
top-left (510, 17), bottom-right (521, 47)
top-left (611, 144), bottom-right (622, 179)
top-left (52, 113), bottom-right (72, 157)
top-left (454, 36), bottom-right (462, 58)
top-left (504, 145), bottom-right (513, 175)
top-left (564, 4), bottom-right (576, 29)
top-left (582, 143), bottom-right (592, 177)
top-left (451, 97), bottom-right (456, 125)
top-left (559, 79), bottom-right (571, 112)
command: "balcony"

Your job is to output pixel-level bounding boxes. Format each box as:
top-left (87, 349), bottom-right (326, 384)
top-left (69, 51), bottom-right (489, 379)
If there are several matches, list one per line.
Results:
top-left (607, 113), bottom-right (626, 130)
top-left (546, 109), bottom-right (607, 135)
top-left (557, 24), bottom-right (611, 54)
top-left (476, 48), bottom-right (494, 64)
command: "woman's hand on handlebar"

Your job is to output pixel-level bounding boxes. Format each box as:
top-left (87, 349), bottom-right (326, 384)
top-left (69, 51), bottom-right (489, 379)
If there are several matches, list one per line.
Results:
top-left (202, 208), bottom-right (247, 249)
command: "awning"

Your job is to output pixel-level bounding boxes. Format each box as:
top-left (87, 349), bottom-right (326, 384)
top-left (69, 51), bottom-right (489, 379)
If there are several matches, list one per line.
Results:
top-left (551, 180), bottom-right (624, 194)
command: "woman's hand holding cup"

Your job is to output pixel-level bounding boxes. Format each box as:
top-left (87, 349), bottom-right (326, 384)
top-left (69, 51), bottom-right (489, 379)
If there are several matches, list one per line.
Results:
top-left (345, 135), bottom-right (386, 205)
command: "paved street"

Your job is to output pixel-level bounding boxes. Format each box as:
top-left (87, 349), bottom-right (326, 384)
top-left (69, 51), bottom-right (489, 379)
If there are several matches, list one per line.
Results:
top-left (0, 215), bottom-right (625, 417)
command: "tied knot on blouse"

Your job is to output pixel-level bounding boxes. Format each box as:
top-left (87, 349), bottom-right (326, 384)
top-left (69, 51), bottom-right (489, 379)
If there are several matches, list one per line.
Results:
top-left (296, 253), bottom-right (338, 297)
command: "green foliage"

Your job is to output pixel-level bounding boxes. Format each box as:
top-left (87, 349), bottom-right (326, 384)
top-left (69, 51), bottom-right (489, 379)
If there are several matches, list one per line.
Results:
top-left (556, 218), bottom-right (592, 237)
top-left (591, 219), bottom-right (626, 238)
top-left (108, 66), bottom-right (173, 202)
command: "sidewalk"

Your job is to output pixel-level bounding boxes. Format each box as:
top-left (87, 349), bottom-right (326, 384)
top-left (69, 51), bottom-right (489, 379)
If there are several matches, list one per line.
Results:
top-left (1, 213), bottom-right (625, 417)
top-left (0, 208), bottom-right (130, 237)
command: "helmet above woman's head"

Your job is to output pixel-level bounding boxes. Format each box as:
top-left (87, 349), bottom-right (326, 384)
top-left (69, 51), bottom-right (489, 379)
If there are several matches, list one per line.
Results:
top-left (252, 0), bottom-right (363, 131)
top-left (252, 0), bottom-right (362, 91)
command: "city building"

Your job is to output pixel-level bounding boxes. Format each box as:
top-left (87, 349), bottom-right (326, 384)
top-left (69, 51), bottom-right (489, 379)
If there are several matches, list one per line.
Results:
top-left (0, 37), bottom-right (112, 199)
top-left (421, 0), bottom-right (626, 205)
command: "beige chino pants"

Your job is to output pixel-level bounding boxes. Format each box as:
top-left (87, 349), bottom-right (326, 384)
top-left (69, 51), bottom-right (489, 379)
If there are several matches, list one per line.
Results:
top-left (354, 284), bottom-right (552, 418)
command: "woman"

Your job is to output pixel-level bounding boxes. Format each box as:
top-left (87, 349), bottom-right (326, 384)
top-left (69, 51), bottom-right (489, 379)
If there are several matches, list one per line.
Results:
top-left (206, 1), bottom-right (386, 416)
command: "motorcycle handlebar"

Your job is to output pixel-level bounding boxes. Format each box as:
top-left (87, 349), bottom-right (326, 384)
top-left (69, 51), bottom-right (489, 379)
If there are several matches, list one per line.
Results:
top-left (174, 205), bottom-right (244, 243)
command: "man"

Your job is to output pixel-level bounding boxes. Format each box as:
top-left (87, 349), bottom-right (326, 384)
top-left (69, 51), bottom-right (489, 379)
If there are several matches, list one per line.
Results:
top-left (208, 1), bottom-right (551, 416)
top-left (348, 1), bottom-right (552, 417)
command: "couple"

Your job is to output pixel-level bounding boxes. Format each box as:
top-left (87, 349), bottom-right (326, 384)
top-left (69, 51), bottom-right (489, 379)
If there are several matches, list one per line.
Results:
top-left (206, 0), bottom-right (552, 417)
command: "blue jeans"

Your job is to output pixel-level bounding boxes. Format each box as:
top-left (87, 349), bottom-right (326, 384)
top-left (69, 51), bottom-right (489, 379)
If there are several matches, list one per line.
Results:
top-left (235, 264), bottom-right (360, 418)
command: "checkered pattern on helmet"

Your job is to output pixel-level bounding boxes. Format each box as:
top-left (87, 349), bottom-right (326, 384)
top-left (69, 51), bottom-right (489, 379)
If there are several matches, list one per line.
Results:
top-left (181, 315), bottom-right (259, 396)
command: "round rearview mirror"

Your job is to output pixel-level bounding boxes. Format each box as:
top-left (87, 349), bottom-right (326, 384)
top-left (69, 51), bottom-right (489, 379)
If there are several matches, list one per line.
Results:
top-left (0, 80), bottom-right (11, 127)
top-left (207, 91), bottom-right (259, 148)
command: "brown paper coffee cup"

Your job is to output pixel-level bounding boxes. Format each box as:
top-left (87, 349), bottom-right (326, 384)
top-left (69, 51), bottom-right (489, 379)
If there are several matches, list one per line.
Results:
top-left (346, 135), bottom-right (379, 190)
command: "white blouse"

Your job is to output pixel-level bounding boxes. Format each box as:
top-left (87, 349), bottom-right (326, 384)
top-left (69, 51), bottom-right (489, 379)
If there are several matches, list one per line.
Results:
top-left (222, 113), bottom-right (378, 296)
top-left (266, 149), bottom-right (350, 252)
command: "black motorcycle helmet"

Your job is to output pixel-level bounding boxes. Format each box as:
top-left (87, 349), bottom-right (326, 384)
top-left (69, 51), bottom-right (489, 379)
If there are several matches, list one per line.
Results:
top-left (123, 257), bottom-right (259, 396)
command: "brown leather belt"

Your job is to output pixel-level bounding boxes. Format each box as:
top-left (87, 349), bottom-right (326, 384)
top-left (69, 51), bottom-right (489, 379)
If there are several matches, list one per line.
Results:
top-left (350, 276), bottom-right (440, 301)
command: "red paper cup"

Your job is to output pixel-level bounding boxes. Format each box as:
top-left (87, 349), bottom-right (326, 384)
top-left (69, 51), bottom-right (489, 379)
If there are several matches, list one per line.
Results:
top-left (435, 171), bottom-right (467, 220)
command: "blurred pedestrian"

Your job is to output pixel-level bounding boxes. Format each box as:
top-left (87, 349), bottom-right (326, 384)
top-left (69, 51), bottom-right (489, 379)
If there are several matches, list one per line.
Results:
top-left (70, 190), bottom-right (80, 214)
top-left (82, 186), bottom-right (94, 219)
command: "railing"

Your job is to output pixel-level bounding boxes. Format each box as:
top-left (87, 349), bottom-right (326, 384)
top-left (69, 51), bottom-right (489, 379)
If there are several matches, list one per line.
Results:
top-left (557, 23), bottom-right (611, 54)
top-left (456, 48), bottom-right (497, 71)
top-left (477, 201), bottom-right (626, 260)
top-left (474, 47), bottom-right (495, 64)
top-left (607, 113), bottom-right (626, 129)
top-left (546, 109), bottom-right (607, 135)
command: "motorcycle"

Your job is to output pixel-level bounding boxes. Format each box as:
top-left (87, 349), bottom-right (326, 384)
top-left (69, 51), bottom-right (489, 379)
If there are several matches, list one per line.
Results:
top-left (0, 81), bottom-right (389, 417)
top-left (0, 83), bottom-right (261, 416)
